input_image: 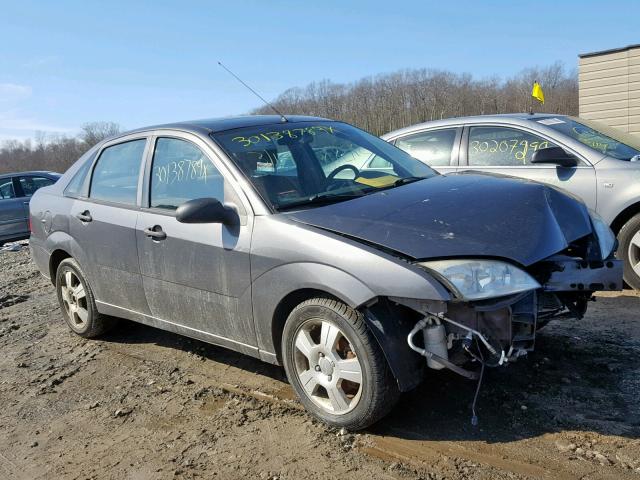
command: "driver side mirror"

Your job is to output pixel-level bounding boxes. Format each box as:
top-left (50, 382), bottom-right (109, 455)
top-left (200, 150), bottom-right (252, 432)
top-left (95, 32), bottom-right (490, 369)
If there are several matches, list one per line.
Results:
top-left (176, 198), bottom-right (239, 225)
top-left (531, 147), bottom-right (578, 167)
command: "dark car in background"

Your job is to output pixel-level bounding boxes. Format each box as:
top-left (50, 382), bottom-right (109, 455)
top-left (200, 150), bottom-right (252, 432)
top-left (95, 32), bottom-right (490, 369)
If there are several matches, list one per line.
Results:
top-left (0, 171), bottom-right (60, 244)
top-left (28, 116), bottom-right (622, 429)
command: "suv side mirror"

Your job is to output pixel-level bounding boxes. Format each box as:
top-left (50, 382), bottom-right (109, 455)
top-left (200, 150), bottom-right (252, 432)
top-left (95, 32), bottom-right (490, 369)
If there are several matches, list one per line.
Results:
top-left (531, 146), bottom-right (578, 167)
top-left (176, 198), bottom-right (239, 225)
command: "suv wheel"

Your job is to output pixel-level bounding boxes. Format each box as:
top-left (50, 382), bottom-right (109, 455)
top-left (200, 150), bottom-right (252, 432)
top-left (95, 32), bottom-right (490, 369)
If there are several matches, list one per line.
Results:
top-left (55, 258), bottom-right (117, 337)
top-left (617, 213), bottom-right (640, 290)
top-left (282, 297), bottom-right (399, 430)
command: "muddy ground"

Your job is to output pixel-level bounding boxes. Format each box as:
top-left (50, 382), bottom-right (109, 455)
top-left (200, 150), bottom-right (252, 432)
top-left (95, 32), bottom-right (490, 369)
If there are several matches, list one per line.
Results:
top-left (0, 246), bottom-right (639, 480)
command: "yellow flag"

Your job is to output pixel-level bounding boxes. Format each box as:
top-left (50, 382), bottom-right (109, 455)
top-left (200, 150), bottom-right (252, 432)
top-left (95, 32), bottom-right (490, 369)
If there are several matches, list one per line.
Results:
top-left (532, 81), bottom-right (545, 104)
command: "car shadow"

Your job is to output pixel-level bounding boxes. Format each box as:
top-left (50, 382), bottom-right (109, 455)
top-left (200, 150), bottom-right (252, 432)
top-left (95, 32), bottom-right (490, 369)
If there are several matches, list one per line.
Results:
top-left (98, 295), bottom-right (640, 443)
top-left (100, 320), bottom-right (288, 384)
top-left (371, 322), bottom-right (640, 443)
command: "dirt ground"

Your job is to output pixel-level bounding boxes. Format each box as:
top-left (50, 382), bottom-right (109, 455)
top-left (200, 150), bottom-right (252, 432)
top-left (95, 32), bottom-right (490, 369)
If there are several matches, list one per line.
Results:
top-left (1, 246), bottom-right (639, 480)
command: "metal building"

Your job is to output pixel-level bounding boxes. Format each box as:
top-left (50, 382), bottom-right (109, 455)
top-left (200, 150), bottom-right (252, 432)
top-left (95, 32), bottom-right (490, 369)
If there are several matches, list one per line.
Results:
top-left (579, 44), bottom-right (640, 135)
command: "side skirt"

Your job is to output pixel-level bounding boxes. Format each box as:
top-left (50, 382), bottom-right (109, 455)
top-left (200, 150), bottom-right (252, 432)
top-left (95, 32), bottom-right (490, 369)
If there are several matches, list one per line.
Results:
top-left (96, 300), bottom-right (262, 360)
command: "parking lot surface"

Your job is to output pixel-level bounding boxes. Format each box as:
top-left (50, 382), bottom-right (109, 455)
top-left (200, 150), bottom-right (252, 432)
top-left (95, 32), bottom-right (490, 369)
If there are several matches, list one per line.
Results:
top-left (1, 247), bottom-right (639, 480)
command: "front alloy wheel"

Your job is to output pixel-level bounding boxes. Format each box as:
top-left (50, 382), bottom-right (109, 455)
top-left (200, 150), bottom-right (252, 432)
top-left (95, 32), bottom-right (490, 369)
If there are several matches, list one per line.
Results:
top-left (293, 319), bottom-right (363, 414)
top-left (282, 297), bottom-right (399, 430)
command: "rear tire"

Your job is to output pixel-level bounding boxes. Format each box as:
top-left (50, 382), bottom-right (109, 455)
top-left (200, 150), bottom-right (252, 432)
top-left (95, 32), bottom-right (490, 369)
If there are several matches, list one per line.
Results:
top-left (617, 213), bottom-right (640, 290)
top-left (55, 258), bottom-right (117, 338)
top-left (282, 297), bottom-right (399, 430)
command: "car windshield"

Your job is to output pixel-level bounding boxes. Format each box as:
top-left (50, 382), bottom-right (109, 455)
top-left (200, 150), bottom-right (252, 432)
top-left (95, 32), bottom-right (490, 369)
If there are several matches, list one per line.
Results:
top-left (538, 116), bottom-right (640, 160)
top-left (211, 121), bottom-right (436, 210)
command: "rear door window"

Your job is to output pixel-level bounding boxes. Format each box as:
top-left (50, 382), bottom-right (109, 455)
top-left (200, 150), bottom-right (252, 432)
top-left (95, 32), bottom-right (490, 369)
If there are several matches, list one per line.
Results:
top-left (150, 137), bottom-right (224, 210)
top-left (467, 126), bottom-right (557, 166)
top-left (90, 139), bottom-right (146, 205)
top-left (17, 176), bottom-right (55, 197)
top-left (395, 128), bottom-right (458, 166)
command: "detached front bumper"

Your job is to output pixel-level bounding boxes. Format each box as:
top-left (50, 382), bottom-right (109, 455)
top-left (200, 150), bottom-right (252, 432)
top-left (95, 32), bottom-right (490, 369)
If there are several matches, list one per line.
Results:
top-left (540, 257), bottom-right (623, 293)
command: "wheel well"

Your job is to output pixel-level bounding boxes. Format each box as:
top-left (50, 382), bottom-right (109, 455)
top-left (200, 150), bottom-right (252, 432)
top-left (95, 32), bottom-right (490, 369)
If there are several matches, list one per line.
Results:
top-left (49, 249), bottom-right (71, 285)
top-left (610, 203), bottom-right (640, 235)
top-left (271, 288), bottom-right (340, 362)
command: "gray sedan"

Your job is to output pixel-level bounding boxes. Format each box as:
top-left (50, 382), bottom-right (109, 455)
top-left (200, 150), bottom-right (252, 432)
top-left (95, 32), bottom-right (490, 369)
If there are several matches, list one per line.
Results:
top-left (0, 171), bottom-right (60, 244)
top-left (29, 116), bottom-right (621, 429)
top-left (383, 114), bottom-right (640, 289)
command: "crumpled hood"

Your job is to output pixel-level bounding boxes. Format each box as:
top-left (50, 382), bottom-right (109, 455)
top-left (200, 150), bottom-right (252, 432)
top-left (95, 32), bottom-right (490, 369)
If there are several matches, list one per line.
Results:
top-left (283, 172), bottom-right (594, 267)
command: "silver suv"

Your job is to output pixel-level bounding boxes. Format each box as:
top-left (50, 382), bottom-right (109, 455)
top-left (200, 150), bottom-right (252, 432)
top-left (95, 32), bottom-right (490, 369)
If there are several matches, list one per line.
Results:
top-left (384, 114), bottom-right (640, 289)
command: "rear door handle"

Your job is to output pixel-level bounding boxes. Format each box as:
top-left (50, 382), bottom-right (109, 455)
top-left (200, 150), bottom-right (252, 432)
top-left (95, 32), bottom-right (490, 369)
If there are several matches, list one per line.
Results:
top-left (144, 226), bottom-right (167, 240)
top-left (76, 211), bottom-right (92, 223)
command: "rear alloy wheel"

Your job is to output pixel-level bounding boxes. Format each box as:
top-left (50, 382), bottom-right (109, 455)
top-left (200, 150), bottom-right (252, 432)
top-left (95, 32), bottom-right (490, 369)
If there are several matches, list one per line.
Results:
top-left (617, 213), bottom-right (640, 290)
top-left (60, 269), bottom-right (89, 330)
top-left (55, 258), bottom-right (117, 338)
top-left (282, 297), bottom-right (399, 430)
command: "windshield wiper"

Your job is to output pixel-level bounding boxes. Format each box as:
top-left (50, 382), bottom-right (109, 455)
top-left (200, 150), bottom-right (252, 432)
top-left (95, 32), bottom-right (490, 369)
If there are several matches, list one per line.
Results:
top-left (363, 176), bottom-right (427, 193)
top-left (277, 192), bottom-right (365, 211)
top-left (393, 176), bottom-right (426, 186)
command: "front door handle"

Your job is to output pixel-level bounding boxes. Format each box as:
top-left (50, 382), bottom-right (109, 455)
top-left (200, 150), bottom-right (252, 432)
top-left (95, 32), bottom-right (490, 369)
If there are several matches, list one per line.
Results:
top-left (76, 210), bottom-right (92, 223)
top-left (144, 226), bottom-right (167, 240)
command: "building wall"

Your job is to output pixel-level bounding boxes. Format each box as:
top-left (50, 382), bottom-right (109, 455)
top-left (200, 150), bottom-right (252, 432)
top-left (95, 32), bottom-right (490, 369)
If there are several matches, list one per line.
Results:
top-left (579, 45), bottom-right (640, 135)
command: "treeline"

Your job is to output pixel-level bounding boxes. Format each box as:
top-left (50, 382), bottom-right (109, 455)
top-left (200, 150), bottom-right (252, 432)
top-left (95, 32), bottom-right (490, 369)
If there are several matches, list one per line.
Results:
top-left (254, 61), bottom-right (578, 136)
top-left (0, 122), bottom-right (120, 174)
top-left (1, 62), bottom-right (578, 174)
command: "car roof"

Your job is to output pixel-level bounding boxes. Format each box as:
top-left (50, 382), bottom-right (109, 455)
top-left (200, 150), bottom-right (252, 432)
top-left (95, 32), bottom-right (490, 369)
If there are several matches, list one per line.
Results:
top-left (119, 115), bottom-right (332, 138)
top-left (0, 170), bottom-right (60, 180)
top-left (382, 113), bottom-right (569, 139)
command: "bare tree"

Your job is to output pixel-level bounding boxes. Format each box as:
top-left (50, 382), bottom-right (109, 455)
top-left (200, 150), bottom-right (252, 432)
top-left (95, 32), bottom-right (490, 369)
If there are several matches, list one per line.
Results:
top-left (79, 121), bottom-right (121, 147)
top-left (254, 62), bottom-right (578, 136)
top-left (0, 121), bottom-right (122, 174)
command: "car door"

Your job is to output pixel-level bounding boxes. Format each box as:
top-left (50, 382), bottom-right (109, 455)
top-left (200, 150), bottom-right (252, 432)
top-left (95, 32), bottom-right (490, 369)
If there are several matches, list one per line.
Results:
top-left (16, 174), bottom-right (57, 221)
top-left (136, 133), bottom-right (256, 352)
top-left (460, 124), bottom-right (597, 209)
top-left (0, 177), bottom-right (28, 241)
top-left (69, 136), bottom-right (150, 314)
top-left (391, 127), bottom-right (461, 174)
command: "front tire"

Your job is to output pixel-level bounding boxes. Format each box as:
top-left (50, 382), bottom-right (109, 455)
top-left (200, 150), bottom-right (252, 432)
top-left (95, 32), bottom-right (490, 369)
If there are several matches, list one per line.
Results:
top-left (617, 214), bottom-right (640, 290)
top-left (55, 258), bottom-right (116, 338)
top-left (282, 297), bottom-right (399, 430)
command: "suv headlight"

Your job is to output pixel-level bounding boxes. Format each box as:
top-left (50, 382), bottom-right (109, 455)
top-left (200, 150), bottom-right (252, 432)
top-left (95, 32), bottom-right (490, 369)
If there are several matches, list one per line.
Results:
top-left (418, 259), bottom-right (541, 301)
top-left (589, 210), bottom-right (616, 260)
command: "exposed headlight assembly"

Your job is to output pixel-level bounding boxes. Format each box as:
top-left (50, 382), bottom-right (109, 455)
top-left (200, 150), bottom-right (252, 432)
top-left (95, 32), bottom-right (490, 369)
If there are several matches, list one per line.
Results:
top-left (418, 259), bottom-right (541, 301)
top-left (589, 210), bottom-right (616, 260)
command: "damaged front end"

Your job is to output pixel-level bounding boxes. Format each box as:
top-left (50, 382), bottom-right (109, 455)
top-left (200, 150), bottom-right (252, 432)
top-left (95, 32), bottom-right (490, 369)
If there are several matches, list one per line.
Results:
top-left (364, 227), bottom-right (623, 394)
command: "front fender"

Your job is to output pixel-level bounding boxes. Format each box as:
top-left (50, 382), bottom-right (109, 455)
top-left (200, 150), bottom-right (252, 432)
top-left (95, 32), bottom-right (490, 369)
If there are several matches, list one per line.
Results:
top-left (252, 262), bottom-right (376, 355)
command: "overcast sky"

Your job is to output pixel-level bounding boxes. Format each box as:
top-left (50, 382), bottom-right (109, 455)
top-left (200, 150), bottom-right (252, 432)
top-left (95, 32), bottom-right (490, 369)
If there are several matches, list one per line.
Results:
top-left (1, 0), bottom-right (639, 141)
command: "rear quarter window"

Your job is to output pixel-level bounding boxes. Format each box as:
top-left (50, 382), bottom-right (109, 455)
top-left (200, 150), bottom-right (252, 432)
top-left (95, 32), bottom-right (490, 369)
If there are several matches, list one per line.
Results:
top-left (65, 154), bottom-right (96, 198)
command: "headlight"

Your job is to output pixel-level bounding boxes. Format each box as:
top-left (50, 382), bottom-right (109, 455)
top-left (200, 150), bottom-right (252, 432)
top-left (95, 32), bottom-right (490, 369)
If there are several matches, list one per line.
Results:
top-left (418, 259), bottom-right (541, 301)
top-left (589, 210), bottom-right (616, 260)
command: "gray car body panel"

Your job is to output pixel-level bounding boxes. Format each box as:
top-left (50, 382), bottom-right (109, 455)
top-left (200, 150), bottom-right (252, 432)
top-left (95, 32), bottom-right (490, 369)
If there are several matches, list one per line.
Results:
top-left (29, 115), bottom-right (609, 391)
top-left (383, 114), bottom-right (639, 227)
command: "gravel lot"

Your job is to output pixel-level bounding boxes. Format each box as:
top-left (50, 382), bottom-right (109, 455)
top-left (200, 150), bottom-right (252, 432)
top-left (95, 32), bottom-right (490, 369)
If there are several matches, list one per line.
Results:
top-left (1, 246), bottom-right (639, 480)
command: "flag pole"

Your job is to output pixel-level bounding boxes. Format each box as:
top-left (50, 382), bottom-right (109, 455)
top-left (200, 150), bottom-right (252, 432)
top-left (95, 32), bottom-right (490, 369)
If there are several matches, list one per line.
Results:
top-left (529, 80), bottom-right (535, 115)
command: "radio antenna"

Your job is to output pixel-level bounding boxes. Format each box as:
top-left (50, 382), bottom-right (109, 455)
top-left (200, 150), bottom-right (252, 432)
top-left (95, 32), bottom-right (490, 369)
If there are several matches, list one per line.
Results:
top-left (218, 61), bottom-right (287, 123)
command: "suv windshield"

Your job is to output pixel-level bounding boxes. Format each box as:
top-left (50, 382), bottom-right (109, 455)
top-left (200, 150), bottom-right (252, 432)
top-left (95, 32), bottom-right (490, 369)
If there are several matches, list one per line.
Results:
top-left (212, 121), bottom-right (435, 210)
top-left (539, 116), bottom-right (640, 160)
